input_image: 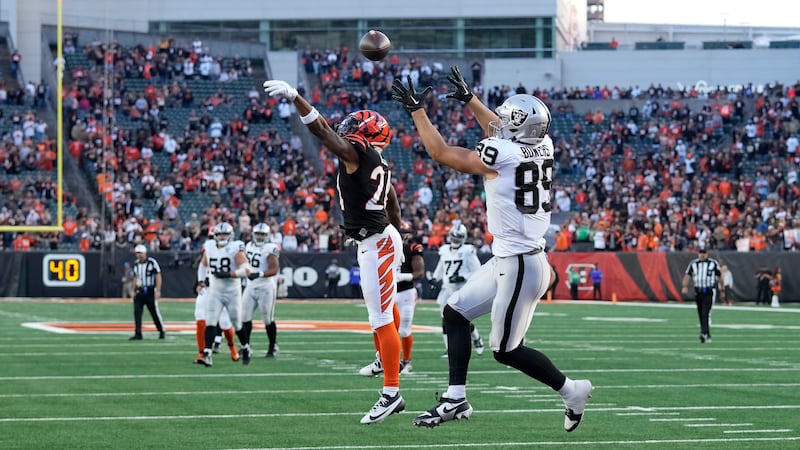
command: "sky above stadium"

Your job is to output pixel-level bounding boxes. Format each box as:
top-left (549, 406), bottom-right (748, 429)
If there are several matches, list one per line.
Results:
top-left (604, 0), bottom-right (800, 28)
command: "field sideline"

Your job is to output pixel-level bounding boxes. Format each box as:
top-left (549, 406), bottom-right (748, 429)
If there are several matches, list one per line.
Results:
top-left (1, 298), bottom-right (798, 449)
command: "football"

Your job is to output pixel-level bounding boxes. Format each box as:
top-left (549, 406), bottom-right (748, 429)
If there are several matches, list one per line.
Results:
top-left (359, 30), bottom-right (391, 61)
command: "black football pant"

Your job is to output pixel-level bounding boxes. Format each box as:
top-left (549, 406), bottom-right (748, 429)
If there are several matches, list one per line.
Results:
top-left (133, 290), bottom-right (164, 337)
top-left (443, 304), bottom-right (566, 392)
top-left (695, 289), bottom-right (714, 337)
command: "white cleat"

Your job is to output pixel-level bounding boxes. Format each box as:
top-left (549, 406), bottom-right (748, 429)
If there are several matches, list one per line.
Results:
top-left (359, 353), bottom-right (383, 377)
top-left (413, 395), bottom-right (473, 427)
top-left (563, 379), bottom-right (593, 432)
top-left (473, 337), bottom-right (485, 355)
top-left (360, 392), bottom-right (405, 424)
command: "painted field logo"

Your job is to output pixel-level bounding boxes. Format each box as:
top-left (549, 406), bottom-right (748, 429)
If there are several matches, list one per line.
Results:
top-left (22, 320), bottom-right (440, 335)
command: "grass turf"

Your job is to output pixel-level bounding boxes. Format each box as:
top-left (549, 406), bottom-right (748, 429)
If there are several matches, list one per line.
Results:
top-left (0, 298), bottom-right (798, 449)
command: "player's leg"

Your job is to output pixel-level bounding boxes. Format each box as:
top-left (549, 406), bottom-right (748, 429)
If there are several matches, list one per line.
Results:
top-left (489, 253), bottom-right (592, 432)
top-left (358, 228), bottom-right (405, 424)
top-left (241, 284), bottom-right (257, 349)
top-left (396, 288), bottom-right (416, 372)
top-left (413, 259), bottom-right (495, 427)
top-left (436, 287), bottom-right (453, 357)
top-left (198, 290), bottom-right (226, 367)
top-left (193, 288), bottom-right (207, 360)
top-left (225, 287), bottom-right (251, 364)
top-left (260, 284), bottom-right (279, 357)
top-left (218, 307), bottom-right (238, 361)
top-left (469, 321), bottom-right (484, 356)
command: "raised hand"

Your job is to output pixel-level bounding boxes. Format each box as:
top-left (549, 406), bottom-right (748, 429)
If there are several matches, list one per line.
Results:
top-left (391, 76), bottom-right (432, 113)
top-left (445, 65), bottom-right (473, 103)
top-left (262, 80), bottom-right (298, 101)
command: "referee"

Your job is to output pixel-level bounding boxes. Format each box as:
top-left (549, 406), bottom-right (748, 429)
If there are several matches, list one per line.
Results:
top-left (681, 246), bottom-right (723, 343)
top-left (130, 244), bottom-right (165, 340)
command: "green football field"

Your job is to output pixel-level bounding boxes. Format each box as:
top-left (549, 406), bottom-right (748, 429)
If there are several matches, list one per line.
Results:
top-left (1, 298), bottom-right (798, 449)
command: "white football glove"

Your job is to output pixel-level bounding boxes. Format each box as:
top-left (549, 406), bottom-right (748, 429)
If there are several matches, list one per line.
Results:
top-left (263, 80), bottom-right (298, 101)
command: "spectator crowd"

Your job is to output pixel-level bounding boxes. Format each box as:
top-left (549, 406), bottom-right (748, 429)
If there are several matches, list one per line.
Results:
top-left (2, 35), bottom-right (800, 254)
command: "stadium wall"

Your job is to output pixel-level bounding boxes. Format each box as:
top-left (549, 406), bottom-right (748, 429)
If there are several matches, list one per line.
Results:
top-left (1, 251), bottom-right (796, 303)
top-left (485, 48), bottom-right (800, 90)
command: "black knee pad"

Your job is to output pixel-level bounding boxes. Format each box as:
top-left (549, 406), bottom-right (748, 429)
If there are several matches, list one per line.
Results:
top-left (443, 305), bottom-right (469, 326)
top-left (493, 346), bottom-right (522, 366)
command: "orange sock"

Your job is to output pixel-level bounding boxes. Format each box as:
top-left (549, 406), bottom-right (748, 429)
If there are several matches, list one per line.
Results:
top-left (223, 327), bottom-right (235, 346)
top-left (195, 320), bottom-right (206, 352)
top-left (392, 303), bottom-right (401, 330)
top-left (401, 335), bottom-right (413, 361)
top-left (371, 332), bottom-right (380, 352)
top-left (375, 322), bottom-right (401, 388)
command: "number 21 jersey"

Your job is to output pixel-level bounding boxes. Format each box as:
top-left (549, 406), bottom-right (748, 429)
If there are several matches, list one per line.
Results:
top-left (337, 137), bottom-right (391, 239)
top-left (477, 135), bottom-right (554, 257)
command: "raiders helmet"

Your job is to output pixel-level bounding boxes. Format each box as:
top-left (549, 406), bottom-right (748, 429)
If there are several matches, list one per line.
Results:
top-left (336, 110), bottom-right (393, 150)
top-left (489, 94), bottom-right (551, 144)
top-left (213, 222), bottom-right (234, 247)
top-left (448, 224), bottom-right (468, 248)
top-left (252, 222), bottom-right (269, 245)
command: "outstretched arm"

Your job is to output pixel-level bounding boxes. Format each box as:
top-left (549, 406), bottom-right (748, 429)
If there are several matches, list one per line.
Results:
top-left (392, 76), bottom-right (496, 178)
top-left (446, 65), bottom-right (498, 133)
top-left (263, 80), bottom-right (359, 171)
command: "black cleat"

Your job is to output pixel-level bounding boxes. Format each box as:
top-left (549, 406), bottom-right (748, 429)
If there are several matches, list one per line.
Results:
top-left (241, 346), bottom-right (252, 365)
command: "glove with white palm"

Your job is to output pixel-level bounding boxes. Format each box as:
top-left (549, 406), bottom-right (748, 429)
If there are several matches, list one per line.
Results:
top-left (391, 76), bottom-right (432, 113)
top-left (262, 80), bottom-right (298, 101)
top-left (445, 65), bottom-right (473, 103)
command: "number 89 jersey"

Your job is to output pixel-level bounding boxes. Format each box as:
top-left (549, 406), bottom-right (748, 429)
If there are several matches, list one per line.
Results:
top-left (477, 135), bottom-right (554, 257)
top-left (203, 239), bottom-right (246, 290)
top-left (245, 241), bottom-right (280, 286)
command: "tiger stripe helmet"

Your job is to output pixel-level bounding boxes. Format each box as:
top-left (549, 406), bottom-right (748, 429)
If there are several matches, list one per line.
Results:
top-left (336, 110), bottom-right (393, 150)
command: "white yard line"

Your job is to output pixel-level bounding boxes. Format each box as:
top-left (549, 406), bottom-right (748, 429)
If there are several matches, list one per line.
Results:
top-left (649, 417), bottom-right (716, 422)
top-left (685, 423), bottom-right (753, 427)
top-left (235, 437), bottom-right (800, 450)
top-left (3, 405), bottom-right (800, 423)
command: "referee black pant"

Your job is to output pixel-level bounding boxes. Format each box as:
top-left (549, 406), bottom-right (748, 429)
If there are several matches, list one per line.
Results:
top-left (695, 288), bottom-right (714, 337)
top-left (132, 289), bottom-right (164, 337)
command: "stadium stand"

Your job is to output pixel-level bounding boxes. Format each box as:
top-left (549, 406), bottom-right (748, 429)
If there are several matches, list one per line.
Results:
top-left (0, 35), bottom-right (82, 250)
top-left (43, 31), bottom-right (800, 255)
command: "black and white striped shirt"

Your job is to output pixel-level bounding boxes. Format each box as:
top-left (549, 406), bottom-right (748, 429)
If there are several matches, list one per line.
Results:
top-left (133, 257), bottom-right (161, 289)
top-left (685, 257), bottom-right (721, 290)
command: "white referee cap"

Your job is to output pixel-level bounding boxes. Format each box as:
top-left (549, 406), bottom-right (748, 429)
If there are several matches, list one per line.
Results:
top-left (134, 244), bottom-right (147, 254)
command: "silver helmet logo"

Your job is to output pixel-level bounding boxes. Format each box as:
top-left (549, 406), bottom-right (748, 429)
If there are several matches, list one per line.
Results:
top-left (511, 109), bottom-right (528, 126)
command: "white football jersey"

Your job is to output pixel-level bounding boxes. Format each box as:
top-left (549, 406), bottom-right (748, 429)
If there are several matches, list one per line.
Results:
top-left (477, 135), bottom-right (554, 257)
top-left (245, 241), bottom-right (280, 286)
top-left (202, 239), bottom-right (246, 290)
top-left (433, 243), bottom-right (481, 288)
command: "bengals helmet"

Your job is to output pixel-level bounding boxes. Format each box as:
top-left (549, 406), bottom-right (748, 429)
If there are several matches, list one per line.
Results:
top-left (489, 94), bottom-right (551, 144)
top-left (336, 110), bottom-right (393, 150)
